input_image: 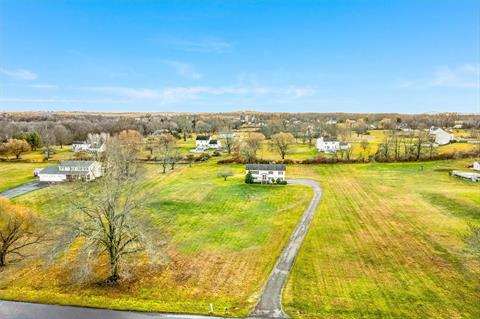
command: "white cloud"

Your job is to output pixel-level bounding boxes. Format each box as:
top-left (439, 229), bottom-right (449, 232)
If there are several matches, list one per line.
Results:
top-left (79, 85), bottom-right (317, 103)
top-left (162, 60), bottom-right (202, 79)
top-left (431, 64), bottom-right (479, 88)
top-left (29, 84), bottom-right (58, 89)
top-left (396, 63), bottom-right (480, 89)
top-left (0, 67), bottom-right (38, 80)
top-left (0, 97), bottom-right (128, 104)
top-left (173, 38), bottom-right (233, 53)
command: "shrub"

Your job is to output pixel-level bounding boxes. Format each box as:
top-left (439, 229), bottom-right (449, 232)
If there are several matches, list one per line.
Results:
top-left (245, 171), bottom-right (254, 184)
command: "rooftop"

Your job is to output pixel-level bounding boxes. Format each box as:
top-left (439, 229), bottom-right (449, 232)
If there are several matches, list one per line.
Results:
top-left (196, 135), bottom-right (210, 140)
top-left (59, 160), bottom-right (96, 167)
top-left (246, 163), bottom-right (286, 171)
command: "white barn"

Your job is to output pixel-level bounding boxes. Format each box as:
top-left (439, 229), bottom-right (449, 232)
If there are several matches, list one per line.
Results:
top-left (38, 160), bottom-right (103, 182)
top-left (246, 163), bottom-right (286, 184)
top-left (316, 137), bottom-right (351, 153)
top-left (429, 127), bottom-right (453, 146)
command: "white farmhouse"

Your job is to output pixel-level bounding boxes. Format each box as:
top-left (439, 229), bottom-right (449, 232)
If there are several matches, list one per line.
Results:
top-left (195, 135), bottom-right (211, 149)
top-left (429, 127), bottom-right (453, 146)
top-left (38, 160), bottom-right (103, 182)
top-left (246, 163), bottom-right (286, 184)
top-left (473, 162), bottom-right (480, 171)
top-left (72, 141), bottom-right (106, 153)
top-left (208, 139), bottom-right (221, 149)
top-left (316, 137), bottom-right (351, 153)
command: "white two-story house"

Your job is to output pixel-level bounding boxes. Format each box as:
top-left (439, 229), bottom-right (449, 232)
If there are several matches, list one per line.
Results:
top-left (246, 163), bottom-right (286, 183)
top-left (316, 137), bottom-right (351, 153)
top-left (195, 135), bottom-right (211, 149)
top-left (38, 160), bottom-right (103, 182)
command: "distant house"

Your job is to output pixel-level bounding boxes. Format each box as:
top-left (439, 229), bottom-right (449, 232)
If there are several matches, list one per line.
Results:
top-left (195, 135), bottom-right (211, 149)
top-left (72, 141), bottom-right (105, 153)
top-left (429, 127), bottom-right (453, 146)
top-left (208, 139), bottom-right (221, 149)
top-left (345, 119), bottom-right (357, 125)
top-left (38, 160), bottom-right (103, 182)
top-left (316, 137), bottom-right (351, 153)
top-left (246, 164), bottom-right (286, 184)
top-left (473, 162), bottom-right (480, 171)
top-left (326, 119), bottom-right (337, 125)
top-left (72, 133), bottom-right (109, 153)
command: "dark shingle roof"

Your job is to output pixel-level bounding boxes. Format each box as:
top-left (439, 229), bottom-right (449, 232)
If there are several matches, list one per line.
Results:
top-left (246, 164), bottom-right (286, 171)
top-left (59, 160), bottom-right (95, 167)
top-left (209, 139), bottom-right (218, 144)
top-left (39, 166), bottom-right (60, 174)
top-left (196, 135), bottom-right (210, 140)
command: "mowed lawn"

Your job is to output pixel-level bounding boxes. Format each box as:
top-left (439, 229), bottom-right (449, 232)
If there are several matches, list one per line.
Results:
top-left (0, 161), bottom-right (312, 317)
top-left (0, 162), bottom-right (49, 193)
top-left (284, 160), bottom-right (480, 319)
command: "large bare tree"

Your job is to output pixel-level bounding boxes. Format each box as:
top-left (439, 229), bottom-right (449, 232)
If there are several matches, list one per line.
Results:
top-left (271, 132), bottom-right (296, 160)
top-left (156, 133), bottom-right (177, 173)
top-left (51, 138), bottom-right (167, 284)
top-left (240, 132), bottom-right (265, 162)
top-left (0, 198), bottom-right (45, 267)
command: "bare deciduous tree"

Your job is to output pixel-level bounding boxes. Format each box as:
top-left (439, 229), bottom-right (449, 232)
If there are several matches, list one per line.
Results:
top-left (271, 132), bottom-right (296, 160)
top-left (0, 198), bottom-right (45, 267)
top-left (240, 132), bottom-right (265, 162)
top-left (53, 124), bottom-right (72, 149)
top-left (220, 130), bottom-right (237, 155)
top-left (217, 169), bottom-right (233, 181)
top-left (51, 138), bottom-right (168, 284)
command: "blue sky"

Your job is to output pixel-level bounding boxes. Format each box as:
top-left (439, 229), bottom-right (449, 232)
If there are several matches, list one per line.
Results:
top-left (0, 0), bottom-right (479, 113)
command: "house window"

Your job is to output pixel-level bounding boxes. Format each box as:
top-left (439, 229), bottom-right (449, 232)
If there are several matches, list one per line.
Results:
top-left (251, 171), bottom-right (259, 174)
top-left (278, 171), bottom-right (284, 175)
top-left (268, 171), bottom-right (273, 174)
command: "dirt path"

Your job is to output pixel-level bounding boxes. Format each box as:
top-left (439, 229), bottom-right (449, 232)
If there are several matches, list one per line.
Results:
top-left (249, 179), bottom-right (322, 318)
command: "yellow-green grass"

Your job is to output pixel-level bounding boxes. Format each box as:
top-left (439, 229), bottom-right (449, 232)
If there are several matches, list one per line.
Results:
top-left (0, 162), bottom-right (50, 193)
top-left (437, 142), bottom-right (477, 154)
top-left (0, 160), bottom-right (312, 317)
top-left (283, 160), bottom-right (480, 319)
top-left (1, 146), bottom-right (74, 162)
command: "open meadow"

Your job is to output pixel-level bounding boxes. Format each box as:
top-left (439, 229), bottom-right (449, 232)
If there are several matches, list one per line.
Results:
top-left (0, 139), bottom-right (479, 318)
top-left (284, 160), bottom-right (480, 319)
top-left (0, 160), bottom-right (312, 317)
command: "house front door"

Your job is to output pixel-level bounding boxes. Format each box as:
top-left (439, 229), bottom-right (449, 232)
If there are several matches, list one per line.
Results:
top-left (262, 174), bottom-right (267, 183)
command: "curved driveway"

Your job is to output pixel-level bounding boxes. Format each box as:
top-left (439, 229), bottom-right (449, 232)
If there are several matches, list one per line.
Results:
top-left (249, 179), bottom-right (322, 318)
top-left (0, 179), bottom-right (322, 319)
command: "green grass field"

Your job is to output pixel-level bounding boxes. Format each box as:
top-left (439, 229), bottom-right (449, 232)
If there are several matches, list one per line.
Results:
top-left (0, 162), bottom-right (50, 193)
top-left (283, 160), bottom-right (480, 319)
top-left (0, 160), bottom-right (312, 317)
top-left (0, 141), bottom-right (479, 318)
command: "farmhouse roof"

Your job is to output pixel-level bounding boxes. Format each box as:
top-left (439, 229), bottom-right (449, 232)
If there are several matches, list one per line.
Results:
top-left (246, 164), bottom-right (286, 171)
top-left (59, 160), bottom-right (95, 167)
top-left (196, 135), bottom-right (210, 140)
top-left (322, 137), bottom-right (338, 142)
top-left (39, 166), bottom-right (60, 174)
top-left (209, 139), bottom-right (218, 144)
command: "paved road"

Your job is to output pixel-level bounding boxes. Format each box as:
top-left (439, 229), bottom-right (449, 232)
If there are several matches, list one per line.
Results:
top-left (0, 180), bottom-right (48, 199)
top-left (0, 179), bottom-right (322, 319)
top-left (250, 179), bottom-right (322, 318)
top-left (0, 300), bottom-right (226, 319)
